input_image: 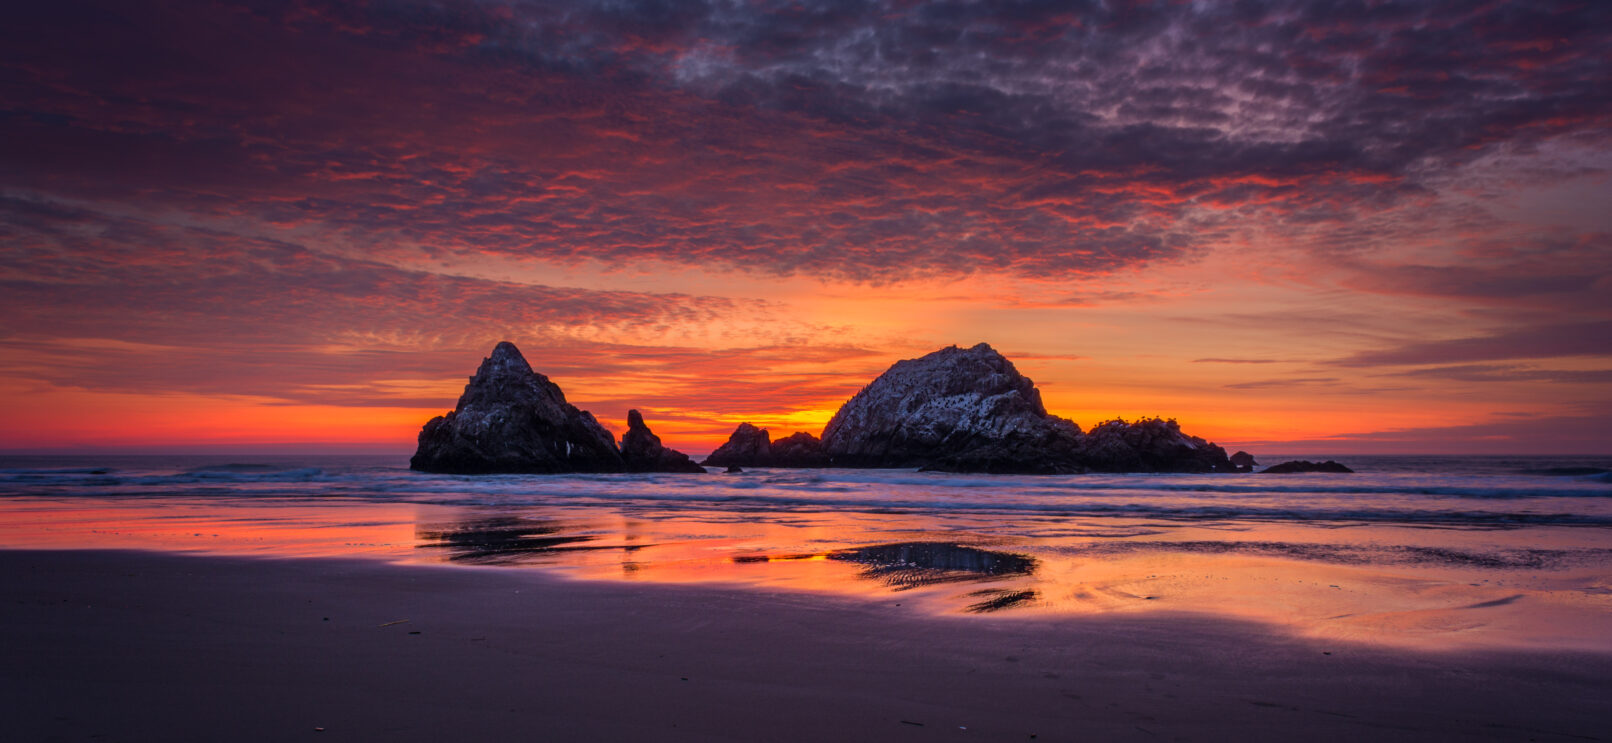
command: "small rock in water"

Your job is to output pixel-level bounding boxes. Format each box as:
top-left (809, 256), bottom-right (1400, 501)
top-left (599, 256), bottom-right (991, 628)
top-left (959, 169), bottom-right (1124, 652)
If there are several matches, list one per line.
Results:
top-left (1260, 460), bottom-right (1354, 474)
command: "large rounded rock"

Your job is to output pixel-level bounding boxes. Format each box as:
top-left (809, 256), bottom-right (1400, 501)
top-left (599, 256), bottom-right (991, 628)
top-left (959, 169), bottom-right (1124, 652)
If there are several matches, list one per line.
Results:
top-left (821, 343), bottom-right (1085, 473)
top-left (410, 342), bottom-right (624, 474)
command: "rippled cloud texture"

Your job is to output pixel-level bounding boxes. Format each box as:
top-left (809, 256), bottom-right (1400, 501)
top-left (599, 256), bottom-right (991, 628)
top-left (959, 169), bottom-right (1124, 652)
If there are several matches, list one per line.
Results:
top-left (3, 0), bottom-right (1609, 452)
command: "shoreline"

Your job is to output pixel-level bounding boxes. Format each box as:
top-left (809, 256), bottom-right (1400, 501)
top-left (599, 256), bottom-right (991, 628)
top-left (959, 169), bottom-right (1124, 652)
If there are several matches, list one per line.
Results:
top-left (4, 548), bottom-right (1609, 741)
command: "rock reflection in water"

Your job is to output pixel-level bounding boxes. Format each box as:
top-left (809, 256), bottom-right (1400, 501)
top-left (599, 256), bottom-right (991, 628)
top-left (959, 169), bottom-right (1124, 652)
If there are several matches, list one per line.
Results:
top-left (964, 588), bottom-right (1040, 613)
top-left (416, 516), bottom-right (608, 564)
top-left (829, 542), bottom-right (1037, 591)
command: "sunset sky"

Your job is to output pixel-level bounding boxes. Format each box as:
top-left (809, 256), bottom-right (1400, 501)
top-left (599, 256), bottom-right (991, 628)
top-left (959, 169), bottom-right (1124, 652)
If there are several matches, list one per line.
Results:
top-left (3, 0), bottom-right (1609, 455)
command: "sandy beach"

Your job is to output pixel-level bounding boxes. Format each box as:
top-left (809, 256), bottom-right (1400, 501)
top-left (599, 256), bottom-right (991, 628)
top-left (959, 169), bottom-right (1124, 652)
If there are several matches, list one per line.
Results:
top-left (4, 549), bottom-right (1608, 742)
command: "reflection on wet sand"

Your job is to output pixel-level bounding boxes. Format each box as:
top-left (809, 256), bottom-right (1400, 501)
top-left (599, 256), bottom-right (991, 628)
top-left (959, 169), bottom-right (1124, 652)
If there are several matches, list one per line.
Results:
top-left (5, 490), bottom-right (1610, 648)
top-left (1056, 540), bottom-right (1612, 569)
top-left (964, 588), bottom-right (1040, 613)
top-left (416, 516), bottom-right (622, 564)
top-left (828, 542), bottom-right (1037, 590)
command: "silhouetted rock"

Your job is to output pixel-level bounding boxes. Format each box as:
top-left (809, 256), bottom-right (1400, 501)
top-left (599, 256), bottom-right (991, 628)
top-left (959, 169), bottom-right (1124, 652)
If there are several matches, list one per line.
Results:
top-left (1079, 418), bottom-right (1236, 473)
top-left (725, 465), bottom-right (744, 473)
top-left (702, 425), bottom-right (831, 467)
top-left (703, 425), bottom-right (830, 467)
top-left (620, 409), bottom-right (706, 473)
top-left (770, 431), bottom-right (830, 467)
top-left (1261, 460), bottom-right (1354, 474)
top-left (823, 343), bottom-right (1086, 473)
top-left (1230, 451), bottom-right (1258, 469)
top-left (410, 342), bottom-right (624, 474)
top-left (829, 542), bottom-right (1037, 590)
top-left (819, 344), bottom-right (1237, 474)
top-left (703, 423), bottom-right (774, 467)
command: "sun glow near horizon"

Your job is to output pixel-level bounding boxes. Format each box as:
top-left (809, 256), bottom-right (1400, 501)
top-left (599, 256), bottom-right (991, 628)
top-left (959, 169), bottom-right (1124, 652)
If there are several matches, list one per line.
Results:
top-left (2, 1), bottom-right (1608, 456)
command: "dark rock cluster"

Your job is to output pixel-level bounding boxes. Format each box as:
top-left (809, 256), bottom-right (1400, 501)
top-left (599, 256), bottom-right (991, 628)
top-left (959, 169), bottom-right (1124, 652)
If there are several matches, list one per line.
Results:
top-left (703, 424), bottom-right (828, 468)
top-left (412, 340), bottom-right (1295, 476)
top-left (410, 342), bottom-right (702, 474)
top-left (1260, 460), bottom-right (1354, 474)
top-left (821, 343), bottom-right (1234, 474)
top-left (1077, 418), bottom-right (1235, 473)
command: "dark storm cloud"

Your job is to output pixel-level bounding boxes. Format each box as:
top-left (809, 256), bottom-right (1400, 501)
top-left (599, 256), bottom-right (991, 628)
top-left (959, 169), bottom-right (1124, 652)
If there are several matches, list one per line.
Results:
top-left (4, 0), bottom-right (1608, 281)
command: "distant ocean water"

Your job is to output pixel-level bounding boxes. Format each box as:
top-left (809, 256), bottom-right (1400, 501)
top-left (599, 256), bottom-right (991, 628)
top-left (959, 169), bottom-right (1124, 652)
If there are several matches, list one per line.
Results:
top-left (3, 454), bottom-right (1610, 529)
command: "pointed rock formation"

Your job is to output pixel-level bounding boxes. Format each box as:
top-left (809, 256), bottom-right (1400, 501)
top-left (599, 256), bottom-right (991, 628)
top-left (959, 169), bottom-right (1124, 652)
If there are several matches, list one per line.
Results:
top-left (821, 343), bottom-right (1085, 473)
top-left (620, 409), bottom-right (706, 473)
top-left (409, 342), bottom-right (624, 474)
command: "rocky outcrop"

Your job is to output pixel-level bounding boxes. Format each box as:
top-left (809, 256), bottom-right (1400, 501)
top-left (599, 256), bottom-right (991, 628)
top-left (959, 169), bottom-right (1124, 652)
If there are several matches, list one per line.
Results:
top-left (770, 432), bottom-right (830, 467)
top-left (411, 342), bottom-right (623, 474)
top-left (702, 424), bottom-right (828, 467)
top-left (1230, 451), bottom-right (1258, 472)
top-left (820, 344), bottom-right (1236, 474)
top-left (620, 409), bottom-right (706, 473)
top-left (702, 423), bottom-right (773, 467)
top-left (822, 343), bottom-right (1086, 473)
top-left (1261, 460), bottom-right (1354, 474)
top-left (1078, 418), bottom-right (1236, 473)
top-left (414, 340), bottom-right (1246, 476)
top-left (411, 342), bottom-right (705, 475)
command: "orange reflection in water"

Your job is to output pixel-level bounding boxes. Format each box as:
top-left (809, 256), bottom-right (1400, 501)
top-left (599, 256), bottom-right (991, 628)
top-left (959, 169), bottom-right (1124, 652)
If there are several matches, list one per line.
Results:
top-left (4, 497), bottom-right (1610, 653)
top-left (0, 500), bottom-right (420, 558)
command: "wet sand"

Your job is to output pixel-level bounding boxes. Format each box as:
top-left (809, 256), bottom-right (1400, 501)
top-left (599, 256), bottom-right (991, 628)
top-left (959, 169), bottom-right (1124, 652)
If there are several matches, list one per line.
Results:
top-left (3, 549), bottom-right (1609, 742)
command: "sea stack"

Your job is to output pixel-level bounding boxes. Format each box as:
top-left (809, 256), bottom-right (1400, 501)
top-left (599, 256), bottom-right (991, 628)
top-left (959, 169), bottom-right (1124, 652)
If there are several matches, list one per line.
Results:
top-left (410, 342), bottom-right (624, 473)
top-left (703, 424), bottom-right (828, 468)
top-left (620, 409), bottom-right (706, 473)
top-left (820, 343), bottom-right (1235, 474)
top-left (820, 343), bottom-right (1086, 473)
top-left (410, 342), bottom-right (703, 474)
top-left (1077, 418), bottom-right (1235, 473)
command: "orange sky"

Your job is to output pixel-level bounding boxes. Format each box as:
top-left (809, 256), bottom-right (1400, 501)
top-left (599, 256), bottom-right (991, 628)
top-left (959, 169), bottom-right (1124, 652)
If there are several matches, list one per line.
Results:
top-left (2, 1), bottom-right (1609, 455)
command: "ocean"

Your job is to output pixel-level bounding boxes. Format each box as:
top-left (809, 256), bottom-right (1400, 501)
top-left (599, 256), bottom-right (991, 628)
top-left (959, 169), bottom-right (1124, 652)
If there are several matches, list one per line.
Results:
top-left (4, 453), bottom-right (1611, 650)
